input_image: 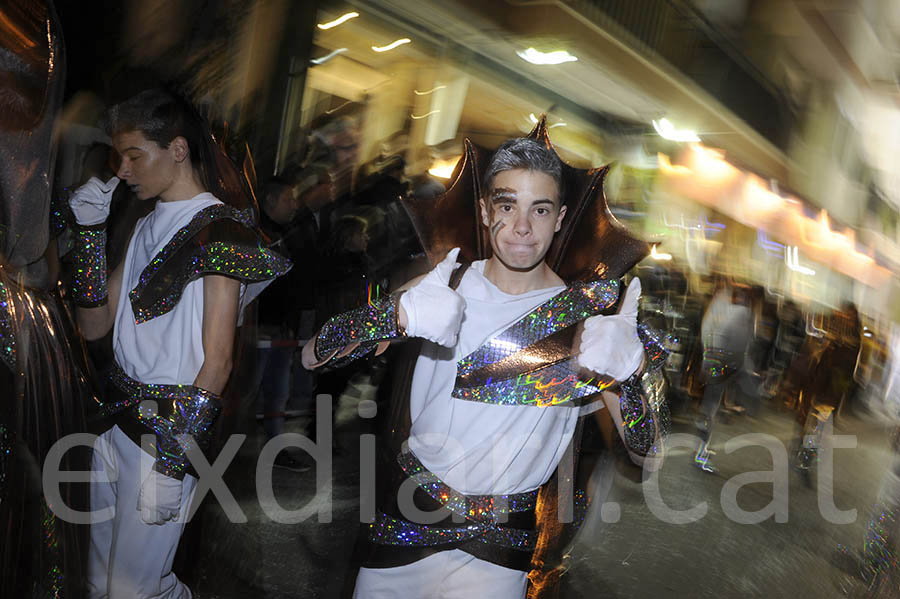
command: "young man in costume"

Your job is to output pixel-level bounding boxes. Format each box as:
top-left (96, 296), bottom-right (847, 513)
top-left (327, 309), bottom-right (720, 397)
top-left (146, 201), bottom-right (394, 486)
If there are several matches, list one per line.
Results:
top-left (302, 129), bottom-right (668, 597)
top-left (69, 89), bottom-right (290, 598)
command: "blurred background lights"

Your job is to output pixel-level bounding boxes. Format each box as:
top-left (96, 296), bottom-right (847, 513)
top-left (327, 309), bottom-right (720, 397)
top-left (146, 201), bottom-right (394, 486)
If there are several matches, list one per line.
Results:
top-left (428, 156), bottom-right (461, 179)
top-left (310, 48), bottom-right (347, 65)
top-left (652, 117), bottom-right (701, 142)
top-left (516, 48), bottom-right (578, 65)
top-left (372, 38), bottom-right (411, 52)
top-left (316, 12), bottom-right (359, 30)
top-left (650, 245), bottom-right (672, 260)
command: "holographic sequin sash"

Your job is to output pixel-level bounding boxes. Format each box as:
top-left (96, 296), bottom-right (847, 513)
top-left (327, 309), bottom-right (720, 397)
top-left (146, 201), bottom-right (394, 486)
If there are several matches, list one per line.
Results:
top-left (129, 204), bottom-right (291, 324)
top-left (452, 279), bottom-right (619, 407)
top-left (367, 450), bottom-right (538, 551)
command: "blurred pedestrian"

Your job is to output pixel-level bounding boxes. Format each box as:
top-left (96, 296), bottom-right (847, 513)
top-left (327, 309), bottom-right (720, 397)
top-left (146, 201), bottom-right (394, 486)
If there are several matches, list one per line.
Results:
top-left (253, 178), bottom-right (310, 471)
top-left (693, 282), bottom-right (753, 473)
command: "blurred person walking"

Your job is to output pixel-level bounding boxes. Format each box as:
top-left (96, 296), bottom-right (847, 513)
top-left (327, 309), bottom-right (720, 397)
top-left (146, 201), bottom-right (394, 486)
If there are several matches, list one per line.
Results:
top-left (309, 214), bottom-right (377, 452)
top-left (693, 282), bottom-right (754, 473)
top-left (253, 178), bottom-right (311, 471)
top-left (791, 302), bottom-right (861, 481)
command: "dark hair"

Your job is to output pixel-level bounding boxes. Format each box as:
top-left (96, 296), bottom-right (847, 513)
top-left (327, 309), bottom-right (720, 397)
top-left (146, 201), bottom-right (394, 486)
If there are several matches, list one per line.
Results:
top-left (482, 138), bottom-right (563, 198)
top-left (261, 177), bottom-right (292, 213)
top-left (105, 88), bottom-right (210, 184)
top-left (328, 215), bottom-right (368, 253)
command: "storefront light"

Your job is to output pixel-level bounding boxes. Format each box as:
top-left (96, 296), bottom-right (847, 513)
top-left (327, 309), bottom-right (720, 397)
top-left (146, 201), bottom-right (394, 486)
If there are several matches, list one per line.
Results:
top-left (785, 246), bottom-right (815, 276)
top-left (516, 48), bottom-right (578, 65)
top-left (428, 156), bottom-right (461, 179)
top-left (372, 38), bottom-right (411, 52)
top-left (689, 144), bottom-right (740, 184)
top-left (650, 245), bottom-right (672, 261)
top-left (317, 12), bottom-right (359, 30)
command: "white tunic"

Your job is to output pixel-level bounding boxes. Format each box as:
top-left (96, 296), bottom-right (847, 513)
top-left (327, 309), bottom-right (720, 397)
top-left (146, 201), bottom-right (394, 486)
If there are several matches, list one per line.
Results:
top-left (357, 261), bottom-right (593, 598)
top-left (113, 193), bottom-right (222, 385)
top-left (407, 259), bottom-right (580, 496)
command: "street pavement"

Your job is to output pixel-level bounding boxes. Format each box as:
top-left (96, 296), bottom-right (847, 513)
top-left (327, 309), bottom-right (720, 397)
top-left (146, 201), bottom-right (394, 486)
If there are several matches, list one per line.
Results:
top-left (184, 378), bottom-right (893, 598)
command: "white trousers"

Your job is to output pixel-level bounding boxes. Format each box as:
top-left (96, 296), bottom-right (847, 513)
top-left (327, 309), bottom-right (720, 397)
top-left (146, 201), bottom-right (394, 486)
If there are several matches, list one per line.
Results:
top-left (353, 549), bottom-right (527, 599)
top-left (88, 425), bottom-right (198, 599)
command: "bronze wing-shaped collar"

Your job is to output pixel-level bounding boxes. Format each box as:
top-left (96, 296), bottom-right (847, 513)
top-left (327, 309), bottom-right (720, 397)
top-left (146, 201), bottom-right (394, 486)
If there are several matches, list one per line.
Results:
top-left (401, 115), bottom-right (650, 281)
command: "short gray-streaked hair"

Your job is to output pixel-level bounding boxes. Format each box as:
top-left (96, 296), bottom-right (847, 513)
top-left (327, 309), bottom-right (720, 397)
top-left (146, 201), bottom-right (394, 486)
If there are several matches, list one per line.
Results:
top-left (482, 137), bottom-right (563, 199)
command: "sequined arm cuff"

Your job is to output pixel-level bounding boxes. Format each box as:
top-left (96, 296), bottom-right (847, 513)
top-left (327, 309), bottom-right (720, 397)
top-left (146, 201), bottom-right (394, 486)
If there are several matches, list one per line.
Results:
top-left (145, 387), bottom-right (222, 480)
top-left (618, 324), bottom-right (671, 457)
top-left (314, 292), bottom-right (405, 365)
top-left (70, 224), bottom-right (108, 307)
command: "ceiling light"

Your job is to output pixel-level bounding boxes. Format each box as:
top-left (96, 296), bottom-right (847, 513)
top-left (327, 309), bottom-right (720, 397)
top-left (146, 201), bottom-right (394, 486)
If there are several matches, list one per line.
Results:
top-left (372, 38), bottom-right (411, 52)
top-left (310, 48), bottom-right (347, 65)
top-left (317, 12), bottom-right (359, 30)
top-left (411, 110), bottom-right (440, 120)
top-left (517, 48), bottom-right (578, 65)
top-left (652, 118), bottom-right (701, 142)
top-left (414, 85), bottom-right (446, 95)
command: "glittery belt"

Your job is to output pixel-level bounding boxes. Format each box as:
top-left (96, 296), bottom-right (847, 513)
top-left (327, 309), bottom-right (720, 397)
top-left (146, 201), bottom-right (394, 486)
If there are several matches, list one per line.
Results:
top-left (103, 364), bottom-right (203, 418)
top-left (367, 450), bottom-right (538, 551)
top-left (702, 347), bottom-right (740, 380)
top-left (104, 364), bottom-right (222, 479)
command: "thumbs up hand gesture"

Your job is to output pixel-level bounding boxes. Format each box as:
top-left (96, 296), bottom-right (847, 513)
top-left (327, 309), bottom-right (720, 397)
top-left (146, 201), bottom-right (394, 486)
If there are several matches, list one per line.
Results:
top-left (577, 278), bottom-right (644, 381)
top-left (399, 248), bottom-right (466, 347)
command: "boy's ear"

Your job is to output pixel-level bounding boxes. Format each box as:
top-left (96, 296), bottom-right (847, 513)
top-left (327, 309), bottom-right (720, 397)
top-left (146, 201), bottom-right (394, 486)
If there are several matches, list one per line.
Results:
top-left (554, 204), bottom-right (567, 232)
top-left (172, 136), bottom-right (190, 163)
top-left (479, 197), bottom-right (490, 227)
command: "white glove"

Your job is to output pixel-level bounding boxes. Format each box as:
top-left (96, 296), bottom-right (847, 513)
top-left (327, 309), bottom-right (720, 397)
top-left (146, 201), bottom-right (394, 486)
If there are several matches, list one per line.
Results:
top-left (69, 176), bottom-right (119, 225)
top-left (577, 277), bottom-right (644, 381)
top-left (400, 248), bottom-right (466, 347)
top-left (137, 469), bottom-right (183, 525)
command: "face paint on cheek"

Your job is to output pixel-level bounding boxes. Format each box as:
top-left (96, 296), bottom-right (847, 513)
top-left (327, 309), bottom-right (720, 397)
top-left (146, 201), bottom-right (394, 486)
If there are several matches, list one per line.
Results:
top-left (490, 220), bottom-right (505, 239)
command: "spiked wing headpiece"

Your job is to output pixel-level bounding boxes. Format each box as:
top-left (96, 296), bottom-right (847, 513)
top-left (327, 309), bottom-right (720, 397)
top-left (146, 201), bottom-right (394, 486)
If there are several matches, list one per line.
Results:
top-left (402, 117), bottom-right (650, 281)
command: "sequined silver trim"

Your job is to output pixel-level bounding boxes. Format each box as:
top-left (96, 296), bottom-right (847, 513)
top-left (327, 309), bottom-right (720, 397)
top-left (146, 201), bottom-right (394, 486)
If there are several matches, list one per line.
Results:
top-left (619, 324), bottom-right (670, 457)
top-left (368, 513), bottom-right (535, 551)
top-left (0, 280), bottom-right (14, 371)
top-left (397, 449), bottom-right (537, 525)
top-left (314, 292), bottom-right (403, 362)
top-left (107, 364), bottom-right (221, 479)
top-left (129, 204), bottom-right (290, 323)
top-left (452, 358), bottom-right (616, 407)
top-left (70, 225), bottom-right (108, 307)
top-left (456, 279), bottom-right (619, 379)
